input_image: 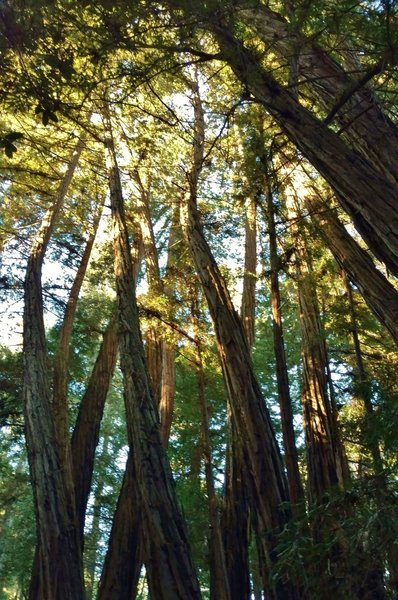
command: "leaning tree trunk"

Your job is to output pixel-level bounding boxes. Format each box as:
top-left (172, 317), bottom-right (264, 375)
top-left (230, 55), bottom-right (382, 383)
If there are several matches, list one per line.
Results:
top-left (71, 315), bottom-right (118, 541)
top-left (25, 136), bottom-right (86, 600)
top-left (181, 75), bottom-right (299, 599)
top-left (103, 103), bottom-right (201, 599)
top-left (199, 18), bottom-right (398, 277)
top-left (307, 196), bottom-right (398, 347)
top-left (239, 4), bottom-right (398, 186)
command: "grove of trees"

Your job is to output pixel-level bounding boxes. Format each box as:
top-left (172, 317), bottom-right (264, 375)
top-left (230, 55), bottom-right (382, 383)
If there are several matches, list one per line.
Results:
top-left (1, 0), bottom-right (398, 598)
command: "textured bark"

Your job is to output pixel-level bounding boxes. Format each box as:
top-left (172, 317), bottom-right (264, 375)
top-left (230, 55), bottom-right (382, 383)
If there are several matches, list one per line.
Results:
top-left (205, 22), bottom-right (398, 277)
top-left (159, 205), bottom-right (180, 446)
top-left (103, 106), bottom-right (201, 599)
top-left (296, 244), bottom-right (343, 501)
top-left (132, 169), bottom-right (164, 402)
top-left (239, 4), bottom-right (398, 185)
top-left (264, 176), bottom-right (303, 507)
top-left (181, 76), bottom-right (299, 598)
top-left (221, 432), bottom-right (251, 600)
top-left (191, 294), bottom-right (230, 600)
top-left (97, 450), bottom-right (142, 600)
top-left (25, 137), bottom-right (86, 600)
top-left (71, 316), bottom-right (118, 540)
top-left (53, 216), bottom-right (101, 478)
top-left (307, 198), bottom-right (398, 347)
top-left (343, 273), bottom-right (398, 594)
top-left (240, 196), bottom-right (257, 350)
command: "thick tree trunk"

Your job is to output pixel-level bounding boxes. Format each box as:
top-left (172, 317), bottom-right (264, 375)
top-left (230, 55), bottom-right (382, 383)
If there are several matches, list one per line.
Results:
top-left (181, 76), bottom-right (299, 598)
top-left (296, 241), bottom-right (344, 501)
top-left (25, 137), bottom-right (86, 600)
top-left (240, 4), bottom-right (398, 185)
top-left (103, 105), bottom-right (201, 599)
top-left (97, 450), bottom-right (142, 600)
top-left (307, 197), bottom-right (398, 347)
top-left (264, 174), bottom-right (303, 507)
top-left (204, 21), bottom-right (398, 277)
top-left (221, 431), bottom-right (251, 600)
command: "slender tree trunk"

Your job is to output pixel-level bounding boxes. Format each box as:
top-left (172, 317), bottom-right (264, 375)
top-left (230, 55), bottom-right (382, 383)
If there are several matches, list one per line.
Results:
top-left (307, 197), bottom-right (398, 347)
top-left (71, 316), bottom-right (118, 540)
top-left (241, 195), bottom-right (257, 350)
top-left (190, 291), bottom-right (230, 600)
top-left (221, 430), bottom-right (251, 600)
top-left (25, 137), bottom-right (86, 600)
top-left (84, 433), bottom-right (110, 600)
top-left (53, 210), bottom-right (102, 479)
top-left (103, 104), bottom-right (201, 599)
top-left (264, 173), bottom-right (303, 507)
top-left (181, 75), bottom-right (299, 598)
top-left (159, 205), bottom-right (180, 446)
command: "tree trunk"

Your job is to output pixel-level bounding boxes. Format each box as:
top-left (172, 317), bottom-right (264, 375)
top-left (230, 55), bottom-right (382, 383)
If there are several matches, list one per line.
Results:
top-left (181, 75), bottom-right (299, 598)
top-left (97, 450), bottom-right (142, 600)
top-left (71, 316), bottom-right (118, 541)
top-left (103, 104), bottom-right (201, 599)
top-left (25, 137), bottom-right (86, 600)
top-left (241, 195), bottom-right (257, 350)
top-left (264, 173), bottom-right (303, 507)
top-left (221, 430), bottom-right (251, 600)
top-left (204, 20), bottom-right (398, 277)
top-left (307, 197), bottom-right (398, 347)
top-left (53, 210), bottom-right (102, 482)
top-left (239, 4), bottom-right (398, 186)
top-left (191, 291), bottom-right (230, 600)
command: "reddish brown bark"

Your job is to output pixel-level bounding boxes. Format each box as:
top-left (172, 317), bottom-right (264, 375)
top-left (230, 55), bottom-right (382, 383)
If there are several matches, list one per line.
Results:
top-left (103, 105), bottom-right (201, 599)
top-left (264, 174), bottom-right (303, 507)
top-left (181, 75), bottom-right (299, 598)
top-left (25, 137), bottom-right (86, 600)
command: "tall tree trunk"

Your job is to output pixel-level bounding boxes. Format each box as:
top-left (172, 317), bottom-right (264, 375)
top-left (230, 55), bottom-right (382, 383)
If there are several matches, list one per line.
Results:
top-left (159, 204), bottom-right (180, 446)
top-left (53, 210), bottom-right (102, 479)
top-left (132, 168), bottom-right (164, 403)
top-left (25, 137), bottom-right (86, 600)
top-left (201, 19), bottom-right (398, 277)
top-left (239, 4), bottom-right (398, 185)
top-left (241, 195), bottom-right (257, 350)
top-left (264, 172), bottom-right (303, 507)
top-left (221, 429), bottom-right (251, 600)
top-left (71, 315), bottom-right (118, 541)
top-left (97, 450), bottom-right (143, 600)
top-left (181, 75), bottom-right (299, 598)
top-left (84, 433), bottom-right (111, 600)
top-left (343, 272), bottom-right (398, 593)
top-left (307, 197), bottom-right (398, 347)
top-left (103, 104), bottom-right (201, 599)
top-left (190, 291), bottom-right (231, 600)
top-left (295, 232), bottom-right (345, 501)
